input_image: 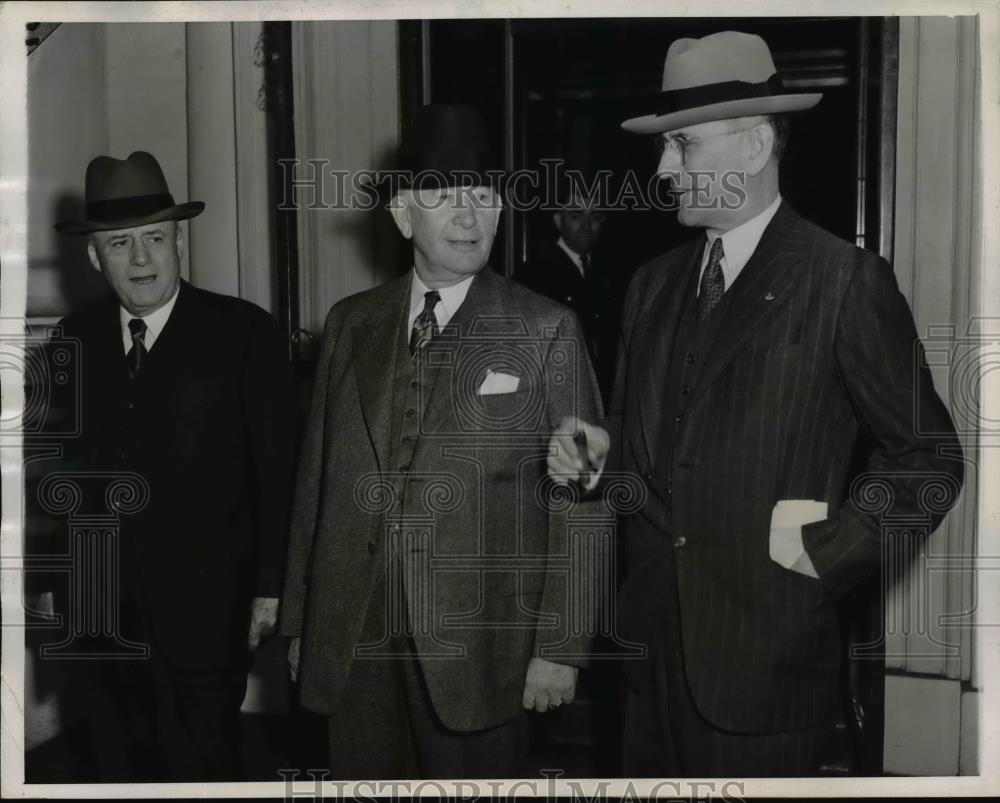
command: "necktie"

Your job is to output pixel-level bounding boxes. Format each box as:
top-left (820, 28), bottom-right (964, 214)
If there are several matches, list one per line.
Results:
top-left (127, 318), bottom-right (148, 378)
top-left (580, 252), bottom-right (590, 275)
top-left (697, 237), bottom-right (726, 323)
top-left (409, 290), bottom-right (441, 357)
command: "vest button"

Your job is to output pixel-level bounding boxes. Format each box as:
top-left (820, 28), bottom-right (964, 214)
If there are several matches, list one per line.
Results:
top-left (674, 536), bottom-right (687, 547)
top-left (123, 400), bottom-right (134, 409)
top-left (410, 379), bottom-right (419, 390)
top-left (644, 472), bottom-right (653, 481)
top-left (405, 408), bottom-right (416, 419)
top-left (685, 353), bottom-right (696, 364)
top-left (367, 541), bottom-right (376, 554)
top-left (680, 384), bottom-right (690, 395)
top-left (674, 413), bottom-right (684, 422)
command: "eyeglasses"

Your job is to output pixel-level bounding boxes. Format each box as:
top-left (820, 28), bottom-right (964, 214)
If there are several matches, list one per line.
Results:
top-left (653, 125), bottom-right (756, 164)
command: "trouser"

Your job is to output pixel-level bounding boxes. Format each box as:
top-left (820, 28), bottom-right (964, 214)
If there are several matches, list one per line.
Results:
top-left (622, 566), bottom-right (833, 777)
top-left (81, 646), bottom-right (249, 782)
top-left (326, 578), bottom-right (529, 780)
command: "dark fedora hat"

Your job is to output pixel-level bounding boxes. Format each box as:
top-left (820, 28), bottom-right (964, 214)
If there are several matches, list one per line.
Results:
top-left (621, 31), bottom-right (822, 135)
top-left (364, 104), bottom-right (503, 202)
top-left (55, 151), bottom-right (204, 235)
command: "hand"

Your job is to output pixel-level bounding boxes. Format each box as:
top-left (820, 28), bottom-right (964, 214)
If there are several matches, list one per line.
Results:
top-left (36, 591), bottom-right (56, 621)
top-left (288, 637), bottom-right (301, 682)
top-left (247, 596), bottom-right (279, 651)
top-left (522, 657), bottom-right (578, 713)
top-left (547, 416), bottom-right (609, 491)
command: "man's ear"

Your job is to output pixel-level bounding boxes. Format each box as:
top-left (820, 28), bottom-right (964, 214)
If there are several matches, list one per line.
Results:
top-left (174, 223), bottom-right (185, 261)
top-left (552, 210), bottom-right (563, 234)
top-left (87, 239), bottom-right (101, 272)
top-left (745, 122), bottom-right (775, 177)
top-left (388, 194), bottom-right (413, 238)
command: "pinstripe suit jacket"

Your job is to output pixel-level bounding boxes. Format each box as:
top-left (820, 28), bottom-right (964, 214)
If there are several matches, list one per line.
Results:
top-left (609, 202), bottom-right (963, 734)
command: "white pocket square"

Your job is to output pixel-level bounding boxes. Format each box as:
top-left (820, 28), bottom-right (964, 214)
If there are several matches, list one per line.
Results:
top-left (478, 370), bottom-right (520, 395)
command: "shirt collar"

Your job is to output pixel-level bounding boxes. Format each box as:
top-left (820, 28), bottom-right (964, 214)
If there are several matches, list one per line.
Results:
top-left (409, 269), bottom-right (476, 329)
top-left (706, 194), bottom-right (783, 276)
top-left (119, 283), bottom-right (180, 354)
top-left (556, 237), bottom-right (585, 274)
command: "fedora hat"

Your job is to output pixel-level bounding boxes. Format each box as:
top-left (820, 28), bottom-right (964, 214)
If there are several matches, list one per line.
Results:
top-left (365, 104), bottom-right (503, 202)
top-left (621, 31), bottom-right (822, 135)
top-left (55, 151), bottom-right (204, 235)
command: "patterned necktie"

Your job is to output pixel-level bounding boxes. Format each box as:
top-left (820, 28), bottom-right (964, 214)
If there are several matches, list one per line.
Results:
top-left (696, 237), bottom-right (726, 323)
top-left (409, 290), bottom-right (441, 357)
top-left (127, 318), bottom-right (148, 378)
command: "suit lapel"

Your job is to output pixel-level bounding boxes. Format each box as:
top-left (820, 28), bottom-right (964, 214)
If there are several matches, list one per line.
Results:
top-left (686, 202), bottom-right (811, 411)
top-left (420, 268), bottom-right (505, 436)
top-left (634, 238), bottom-right (703, 471)
top-left (353, 273), bottom-right (410, 470)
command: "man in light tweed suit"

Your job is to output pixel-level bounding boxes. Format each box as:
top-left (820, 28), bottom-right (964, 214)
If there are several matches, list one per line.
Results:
top-left (548, 31), bottom-right (963, 776)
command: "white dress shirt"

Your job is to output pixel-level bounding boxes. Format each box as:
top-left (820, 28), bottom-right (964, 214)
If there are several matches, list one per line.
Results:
top-left (698, 194), bottom-right (782, 295)
top-left (408, 269), bottom-right (476, 333)
top-left (119, 284), bottom-right (180, 354)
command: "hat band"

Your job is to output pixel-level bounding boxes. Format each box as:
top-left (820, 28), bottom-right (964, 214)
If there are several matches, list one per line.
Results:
top-left (86, 193), bottom-right (176, 222)
top-left (659, 74), bottom-right (786, 115)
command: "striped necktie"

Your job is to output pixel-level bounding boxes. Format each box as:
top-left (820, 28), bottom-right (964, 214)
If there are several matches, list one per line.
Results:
top-left (409, 290), bottom-right (441, 357)
top-left (696, 237), bottom-right (726, 323)
top-left (127, 318), bottom-right (148, 378)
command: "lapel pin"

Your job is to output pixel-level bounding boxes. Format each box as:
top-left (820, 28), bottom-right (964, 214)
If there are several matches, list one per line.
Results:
top-left (764, 292), bottom-right (775, 301)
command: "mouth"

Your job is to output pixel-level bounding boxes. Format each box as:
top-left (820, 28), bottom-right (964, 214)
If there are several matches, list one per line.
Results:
top-left (130, 275), bottom-right (158, 285)
top-left (447, 238), bottom-right (480, 251)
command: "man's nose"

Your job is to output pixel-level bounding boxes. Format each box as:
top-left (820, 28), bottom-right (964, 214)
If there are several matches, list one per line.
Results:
top-left (130, 239), bottom-right (151, 265)
top-left (453, 205), bottom-right (477, 228)
top-left (657, 146), bottom-right (683, 176)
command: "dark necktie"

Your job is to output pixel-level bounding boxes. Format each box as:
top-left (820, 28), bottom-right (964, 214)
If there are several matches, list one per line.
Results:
top-left (580, 252), bottom-right (590, 275)
top-left (696, 237), bottom-right (726, 323)
top-left (127, 318), bottom-right (148, 378)
top-left (409, 290), bottom-right (441, 357)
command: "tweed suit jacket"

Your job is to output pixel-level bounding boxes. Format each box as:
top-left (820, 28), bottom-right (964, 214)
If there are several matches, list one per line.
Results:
top-left (608, 202), bottom-right (963, 734)
top-left (280, 267), bottom-right (604, 732)
top-left (53, 280), bottom-right (298, 671)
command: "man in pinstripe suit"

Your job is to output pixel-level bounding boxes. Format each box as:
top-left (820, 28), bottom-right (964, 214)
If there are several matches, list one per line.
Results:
top-left (548, 31), bottom-right (963, 776)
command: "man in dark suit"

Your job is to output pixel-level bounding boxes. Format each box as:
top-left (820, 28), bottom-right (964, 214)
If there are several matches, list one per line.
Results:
top-left (280, 105), bottom-right (603, 779)
top-left (548, 32), bottom-right (963, 776)
top-left (49, 151), bottom-right (297, 780)
top-left (515, 186), bottom-right (622, 403)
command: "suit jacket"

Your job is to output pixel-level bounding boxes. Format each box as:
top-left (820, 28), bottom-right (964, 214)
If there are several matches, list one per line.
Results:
top-left (515, 240), bottom-right (628, 405)
top-left (54, 280), bottom-right (298, 672)
top-left (608, 202), bottom-right (963, 734)
top-left (280, 267), bottom-right (604, 732)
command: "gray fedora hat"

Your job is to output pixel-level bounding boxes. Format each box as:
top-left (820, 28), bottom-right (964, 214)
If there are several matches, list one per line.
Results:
top-left (621, 31), bottom-right (822, 135)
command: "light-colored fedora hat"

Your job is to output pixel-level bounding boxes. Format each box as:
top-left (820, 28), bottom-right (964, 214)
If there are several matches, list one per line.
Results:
top-left (621, 31), bottom-right (822, 135)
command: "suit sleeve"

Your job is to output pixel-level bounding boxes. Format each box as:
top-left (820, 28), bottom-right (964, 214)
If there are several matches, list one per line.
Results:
top-left (802, 256), bottom-right (964, 598)
top-left (534, 311), bottom-right (605, 667)
top-left (242, 309), bottom-right (299, 598)
top-left (278, 306), bottom-right (340, 637)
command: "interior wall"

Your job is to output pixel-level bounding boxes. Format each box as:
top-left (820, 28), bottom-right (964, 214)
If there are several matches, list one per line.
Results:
top-left (883, 15), bottom-right (981, 776)
top-left (292, 20), bottom-right (403, 335)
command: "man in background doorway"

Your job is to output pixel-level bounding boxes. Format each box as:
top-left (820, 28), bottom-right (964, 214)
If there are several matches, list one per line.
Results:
top-left (516, 183), bottom-right (625, 406)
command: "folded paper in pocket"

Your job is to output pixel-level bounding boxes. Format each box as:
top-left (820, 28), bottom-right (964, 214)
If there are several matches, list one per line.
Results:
top-left (768, 499), bottom-right (828, 575)
top-left (770, 499), bottom-right (828, 530)
top-left (478, 369), bottom-right (520, 395)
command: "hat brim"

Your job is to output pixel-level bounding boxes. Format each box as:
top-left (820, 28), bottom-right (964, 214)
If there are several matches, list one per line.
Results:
top-left (54, 201), bottom-right (205, 235)
top-left (621, 93), bottom-right (822, 135)
top-left (362, 171), bottom-right (507, 206)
